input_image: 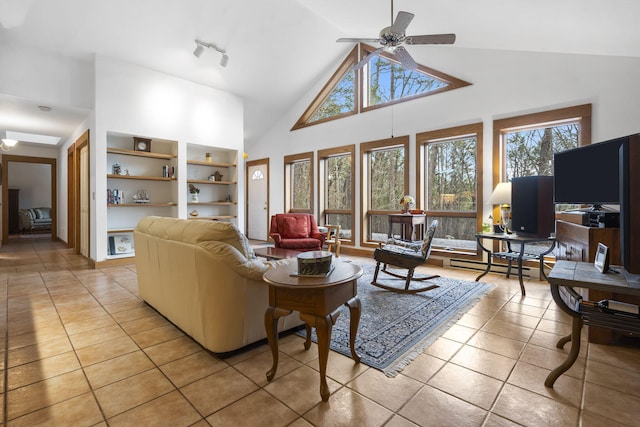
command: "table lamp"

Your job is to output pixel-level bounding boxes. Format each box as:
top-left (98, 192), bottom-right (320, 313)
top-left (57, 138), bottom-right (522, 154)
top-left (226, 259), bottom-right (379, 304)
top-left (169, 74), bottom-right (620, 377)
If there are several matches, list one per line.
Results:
top-left (488, 182), bottom-right (512, 233)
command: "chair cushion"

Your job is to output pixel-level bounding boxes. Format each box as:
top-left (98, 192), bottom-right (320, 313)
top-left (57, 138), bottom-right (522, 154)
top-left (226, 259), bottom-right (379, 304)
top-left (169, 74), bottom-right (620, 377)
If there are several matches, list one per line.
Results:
top-left (281, 216), bottom-right (309, 239)
top-left (279, 238), bottom-right (320, 249)
top-left (381, 244), bottom-right (424, 260)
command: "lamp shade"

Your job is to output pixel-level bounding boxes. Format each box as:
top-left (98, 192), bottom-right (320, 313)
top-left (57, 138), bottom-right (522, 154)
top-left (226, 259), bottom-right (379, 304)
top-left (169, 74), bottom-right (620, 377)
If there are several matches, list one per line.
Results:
top-left (487, 182), bottom-right (512, 206)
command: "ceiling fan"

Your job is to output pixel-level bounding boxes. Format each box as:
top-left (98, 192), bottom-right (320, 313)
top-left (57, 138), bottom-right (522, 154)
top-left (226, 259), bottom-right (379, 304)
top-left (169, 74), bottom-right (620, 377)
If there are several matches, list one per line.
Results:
top-left (337, 1), bottom-right (456, 71)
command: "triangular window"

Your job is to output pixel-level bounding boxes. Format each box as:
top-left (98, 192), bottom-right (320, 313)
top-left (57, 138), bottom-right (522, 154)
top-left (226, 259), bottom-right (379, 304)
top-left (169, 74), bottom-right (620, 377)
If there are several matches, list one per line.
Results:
top-left (292, 44), bottom-right (471, 130)
top-left (292, 47), bottom-right (358, 130)
top-left (360, 44), bottom-right (470, 110)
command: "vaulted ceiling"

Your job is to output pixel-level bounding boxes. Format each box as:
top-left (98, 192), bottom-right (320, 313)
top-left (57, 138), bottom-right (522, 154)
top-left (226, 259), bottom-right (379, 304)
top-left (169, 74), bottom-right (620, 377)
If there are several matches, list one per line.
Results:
top-left (1, 0), bottom-right (639, 147)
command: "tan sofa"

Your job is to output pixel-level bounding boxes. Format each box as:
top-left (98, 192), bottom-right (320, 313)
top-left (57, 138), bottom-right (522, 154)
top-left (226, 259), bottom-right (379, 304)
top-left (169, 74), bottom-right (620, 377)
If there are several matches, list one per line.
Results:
top-left (134, 216), bottom-right (302, 353)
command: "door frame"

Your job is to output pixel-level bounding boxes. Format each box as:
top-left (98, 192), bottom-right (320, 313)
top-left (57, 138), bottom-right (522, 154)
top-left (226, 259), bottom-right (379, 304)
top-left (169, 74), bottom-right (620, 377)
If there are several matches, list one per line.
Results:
top-left (73, 130), bottom-right (90, 255)
top-left (245, 158), bottom-right (270, 240)
top-left (2, 154), bottom-right (57, 244)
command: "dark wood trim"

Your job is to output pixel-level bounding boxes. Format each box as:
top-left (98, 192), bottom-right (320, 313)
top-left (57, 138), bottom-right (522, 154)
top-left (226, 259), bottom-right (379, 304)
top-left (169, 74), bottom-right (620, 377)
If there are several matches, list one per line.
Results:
top-left (416, 122), bottom-right (484, 258)
top-left (317, 144), bottom-right (356, 245)
top-left (359, 135), bottom-right (409, 246)
top-left (291, 46), bottom-right (359, 131)
top-left (2, 154), bottom-right (57, 244)
top-left (74, 130), bottom-right (90, 256)
top-left (67, 144), bottom-right (76, 248)
top-left (284, 152), bottom-right (314, 213)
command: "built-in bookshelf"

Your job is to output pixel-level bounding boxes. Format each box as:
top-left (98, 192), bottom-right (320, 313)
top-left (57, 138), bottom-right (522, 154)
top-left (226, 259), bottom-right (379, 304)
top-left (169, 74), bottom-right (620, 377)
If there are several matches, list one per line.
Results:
top-left (106, 132), bottom-right (178, 259)
top-left (186, 144), bottom-right (238, 223)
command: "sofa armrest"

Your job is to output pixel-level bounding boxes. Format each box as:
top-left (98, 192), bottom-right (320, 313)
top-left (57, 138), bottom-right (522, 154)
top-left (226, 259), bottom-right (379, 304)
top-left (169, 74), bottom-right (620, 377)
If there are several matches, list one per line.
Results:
top-left (269, 232), bottom-right (282, 246)
top-left (311, 231), bottom-right (327, 246)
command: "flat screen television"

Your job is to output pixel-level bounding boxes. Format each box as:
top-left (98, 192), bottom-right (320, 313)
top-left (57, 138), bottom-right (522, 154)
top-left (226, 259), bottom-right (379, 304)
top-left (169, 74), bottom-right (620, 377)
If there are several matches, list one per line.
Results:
top-left (553, 137), bottom-right (626, 210)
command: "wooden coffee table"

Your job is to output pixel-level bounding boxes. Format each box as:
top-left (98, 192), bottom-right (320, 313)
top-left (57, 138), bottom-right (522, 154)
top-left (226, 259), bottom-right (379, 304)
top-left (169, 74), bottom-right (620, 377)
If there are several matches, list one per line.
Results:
top-left (254, 246), bottom-right (301, 260)
top-left (263, 261), bottom-right (363, 401)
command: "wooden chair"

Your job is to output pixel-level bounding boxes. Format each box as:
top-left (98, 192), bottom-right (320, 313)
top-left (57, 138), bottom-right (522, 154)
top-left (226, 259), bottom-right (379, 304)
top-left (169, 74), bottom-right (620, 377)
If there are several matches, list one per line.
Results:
top-left (371, 220), bottom-right (440, 294)
top-left (324, 224), bottom-right (341, 257)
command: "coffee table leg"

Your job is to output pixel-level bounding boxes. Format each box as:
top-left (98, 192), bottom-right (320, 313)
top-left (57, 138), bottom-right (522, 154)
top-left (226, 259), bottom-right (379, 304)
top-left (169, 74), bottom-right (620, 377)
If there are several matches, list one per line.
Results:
top-left (265, 306), bottom-right (291, 382)
top-left (345, 296), bottom-right (361, 363)
top-left (304, 324), bottom-right (312, 350)
top-left (315, 314), bottom-right (333, 402)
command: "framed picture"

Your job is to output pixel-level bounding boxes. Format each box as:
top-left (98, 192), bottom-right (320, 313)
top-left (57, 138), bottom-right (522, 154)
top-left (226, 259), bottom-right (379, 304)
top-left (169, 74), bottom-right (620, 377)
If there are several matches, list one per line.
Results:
top-left (133, 137), bottom-right (151, 152)
top-left (594, 243), bottom-right (610, 273)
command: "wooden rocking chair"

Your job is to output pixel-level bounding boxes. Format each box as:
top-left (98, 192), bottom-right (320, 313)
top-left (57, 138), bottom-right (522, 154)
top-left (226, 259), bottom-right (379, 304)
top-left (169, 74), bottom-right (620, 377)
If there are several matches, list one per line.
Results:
top-left (371, 220), bottom-right (440, 294)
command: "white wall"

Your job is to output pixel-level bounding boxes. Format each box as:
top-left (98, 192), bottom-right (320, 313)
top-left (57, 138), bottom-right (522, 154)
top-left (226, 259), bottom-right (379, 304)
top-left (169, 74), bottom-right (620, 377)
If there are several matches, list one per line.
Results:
top-left (0, 45), bottom-right (93, 109)
top-left (247, 47), bottom-right (640, 247)
top-left (93, 56), bottom-right (244, 261)
top-left (7, 162), bottom-right (52, 210)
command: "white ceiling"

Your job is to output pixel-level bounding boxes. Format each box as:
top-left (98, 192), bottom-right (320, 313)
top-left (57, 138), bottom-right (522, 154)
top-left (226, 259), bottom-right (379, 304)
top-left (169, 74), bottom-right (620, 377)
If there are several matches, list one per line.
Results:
top-left (1, 0), bottom-right (639, 147)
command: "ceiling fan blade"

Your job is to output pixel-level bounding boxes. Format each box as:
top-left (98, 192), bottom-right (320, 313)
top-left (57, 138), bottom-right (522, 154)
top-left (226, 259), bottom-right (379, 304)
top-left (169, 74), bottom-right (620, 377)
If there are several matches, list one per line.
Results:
top-left (390, 11), bottom-right (414, 34)
top-left (353, 47), bottom-right (385, 70)
top-left (392, 46), bottom-right (417, 70)
top-left (406, 34), bottom-right (456, 45)
top-left (337, 37), bottom-right (382, 43)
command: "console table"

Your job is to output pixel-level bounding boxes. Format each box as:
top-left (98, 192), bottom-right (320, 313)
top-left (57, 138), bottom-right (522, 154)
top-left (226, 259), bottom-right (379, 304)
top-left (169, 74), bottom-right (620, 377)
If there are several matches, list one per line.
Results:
top-left (475, 233), bottom-right (556, 296)
top-left (545, 260), bottom-right (640, 387)
top-left (388, 214), bottom-right (426, 241)
top-left (263, 261), bottom-right (363, 401)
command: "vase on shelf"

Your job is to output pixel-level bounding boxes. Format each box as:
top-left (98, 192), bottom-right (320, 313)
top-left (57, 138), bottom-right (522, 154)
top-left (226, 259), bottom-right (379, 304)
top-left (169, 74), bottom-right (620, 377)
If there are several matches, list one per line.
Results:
top-left (191, 193), bottom-right (199, 202)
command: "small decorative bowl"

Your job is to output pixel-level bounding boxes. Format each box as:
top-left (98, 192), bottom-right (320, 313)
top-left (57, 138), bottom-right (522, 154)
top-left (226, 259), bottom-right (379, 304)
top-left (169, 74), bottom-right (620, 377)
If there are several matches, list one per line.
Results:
top-left (410, 209), bottom-right (424, 214)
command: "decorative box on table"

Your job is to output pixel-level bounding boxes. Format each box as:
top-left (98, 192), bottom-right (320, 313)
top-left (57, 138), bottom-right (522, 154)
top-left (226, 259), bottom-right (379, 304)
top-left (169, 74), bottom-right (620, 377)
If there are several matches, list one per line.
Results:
top-left (297, 251), bottom-right (333, 276)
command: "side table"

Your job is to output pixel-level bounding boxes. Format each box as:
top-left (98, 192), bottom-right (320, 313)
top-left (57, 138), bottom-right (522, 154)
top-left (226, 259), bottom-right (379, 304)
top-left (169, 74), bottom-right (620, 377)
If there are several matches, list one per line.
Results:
top-left (388, 214), bottom-right (426, 241)
top-left (263, 261), bottom-right (363, 401)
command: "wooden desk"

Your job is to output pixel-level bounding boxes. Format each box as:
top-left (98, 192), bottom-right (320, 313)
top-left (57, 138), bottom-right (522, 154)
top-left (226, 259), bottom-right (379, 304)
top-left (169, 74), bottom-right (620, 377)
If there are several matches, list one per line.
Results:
top-left (545, 261), bottom-right (640, 387)
top-left (475, 233), bottom-right (556, 296)
top-left (263, 261), bottom-right (363, 401)
top-left (388, 214), bottom-right (426, 241)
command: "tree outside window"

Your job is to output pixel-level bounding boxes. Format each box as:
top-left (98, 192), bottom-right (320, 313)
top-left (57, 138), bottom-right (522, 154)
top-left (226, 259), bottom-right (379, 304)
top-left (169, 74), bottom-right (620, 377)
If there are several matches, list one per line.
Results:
top-left (361, 136), bottom-right (409, 245)
top-left (418, 123), bottom-right (482, 255)
top-left (284, 152), bottom-right (313, 212)
top-left (319, 145), bottom-right (355, 243)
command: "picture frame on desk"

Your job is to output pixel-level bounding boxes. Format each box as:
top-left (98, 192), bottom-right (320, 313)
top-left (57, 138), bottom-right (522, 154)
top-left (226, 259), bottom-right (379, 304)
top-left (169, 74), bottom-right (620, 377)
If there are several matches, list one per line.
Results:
top-left (594, 243), bottom-right (610, 273)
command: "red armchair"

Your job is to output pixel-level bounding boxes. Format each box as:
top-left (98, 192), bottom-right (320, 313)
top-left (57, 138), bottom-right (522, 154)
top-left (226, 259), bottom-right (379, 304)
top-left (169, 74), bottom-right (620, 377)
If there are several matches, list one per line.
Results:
top-left (269, 214), bottom-right (326, 252)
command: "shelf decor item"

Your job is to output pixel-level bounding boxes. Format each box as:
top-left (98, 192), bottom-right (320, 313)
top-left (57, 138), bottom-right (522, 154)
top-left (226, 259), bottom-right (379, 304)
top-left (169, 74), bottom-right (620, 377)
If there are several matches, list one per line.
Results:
top-left (399, 195), bottom-right (415, 214)
top-left (133, 137), bottom-right (152, 152)
top-left (205, 153), bottom-right (212, 163)
top-left (132, 189), bottom-right (150, 204)
top-left (189, 183), bottom-right (200, 202)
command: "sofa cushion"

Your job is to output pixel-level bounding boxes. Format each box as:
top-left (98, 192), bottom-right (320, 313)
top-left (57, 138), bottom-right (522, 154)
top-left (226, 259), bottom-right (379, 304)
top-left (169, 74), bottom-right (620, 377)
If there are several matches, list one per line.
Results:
top-left (35, 208), bottom-right (51, 219)
top-left (281, 216), bottom-right (309, 238)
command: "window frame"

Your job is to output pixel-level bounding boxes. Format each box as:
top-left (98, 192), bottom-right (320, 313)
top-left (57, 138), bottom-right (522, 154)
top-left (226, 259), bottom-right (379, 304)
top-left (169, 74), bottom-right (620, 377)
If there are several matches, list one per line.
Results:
top-left (360, 135), bottom-right (409, 248)
top-left (291, 46), bottom-right (359, 131)
top-left (318, 145), bottom-right (356, 246)
top-left (284, 151), bottom-right (314, 213)
top-left (417, 123), bottom-right (484, 259)
top-left (493, 104), bottom-right (592, 190)
top-left (359, 44), bottom-right (471, 113)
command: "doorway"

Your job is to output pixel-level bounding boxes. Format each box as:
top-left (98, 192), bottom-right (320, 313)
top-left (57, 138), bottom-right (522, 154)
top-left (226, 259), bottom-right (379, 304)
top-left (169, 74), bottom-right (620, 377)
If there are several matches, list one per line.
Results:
top-left (2, 155), bottom-right (57, 244)
top-left (67, 130), bottom-right (90, 257)
top-left (246, 158), bottom-right (269, 241)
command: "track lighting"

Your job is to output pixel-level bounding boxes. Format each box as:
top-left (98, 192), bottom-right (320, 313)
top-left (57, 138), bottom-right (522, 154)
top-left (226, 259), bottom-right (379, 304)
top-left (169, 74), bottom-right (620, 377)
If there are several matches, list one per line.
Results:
top-left (193, 39), bottom-right (229, 67)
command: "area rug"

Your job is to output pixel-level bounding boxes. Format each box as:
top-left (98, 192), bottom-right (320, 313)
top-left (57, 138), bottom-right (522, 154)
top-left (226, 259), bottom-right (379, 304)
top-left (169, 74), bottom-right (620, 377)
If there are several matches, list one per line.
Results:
top-left (298, 262), bottom-right (494, 376)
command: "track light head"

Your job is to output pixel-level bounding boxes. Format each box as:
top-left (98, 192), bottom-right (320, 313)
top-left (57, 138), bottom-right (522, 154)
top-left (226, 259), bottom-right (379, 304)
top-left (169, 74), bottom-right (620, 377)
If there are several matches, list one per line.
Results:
top-left (193, 43), bottom-right (205, 58)
top-left (220, 54), bottom-right (229, 67)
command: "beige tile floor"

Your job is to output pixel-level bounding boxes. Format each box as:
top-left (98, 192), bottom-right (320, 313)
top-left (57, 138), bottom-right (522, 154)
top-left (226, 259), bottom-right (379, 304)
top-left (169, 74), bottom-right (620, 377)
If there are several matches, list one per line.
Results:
top-left (0, 238), bottom-right (639, 426)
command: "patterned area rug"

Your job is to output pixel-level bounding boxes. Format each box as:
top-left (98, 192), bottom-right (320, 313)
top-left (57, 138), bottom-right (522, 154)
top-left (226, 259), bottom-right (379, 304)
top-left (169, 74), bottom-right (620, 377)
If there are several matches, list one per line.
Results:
top-left (299, 262), bottom-right (494, 376)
